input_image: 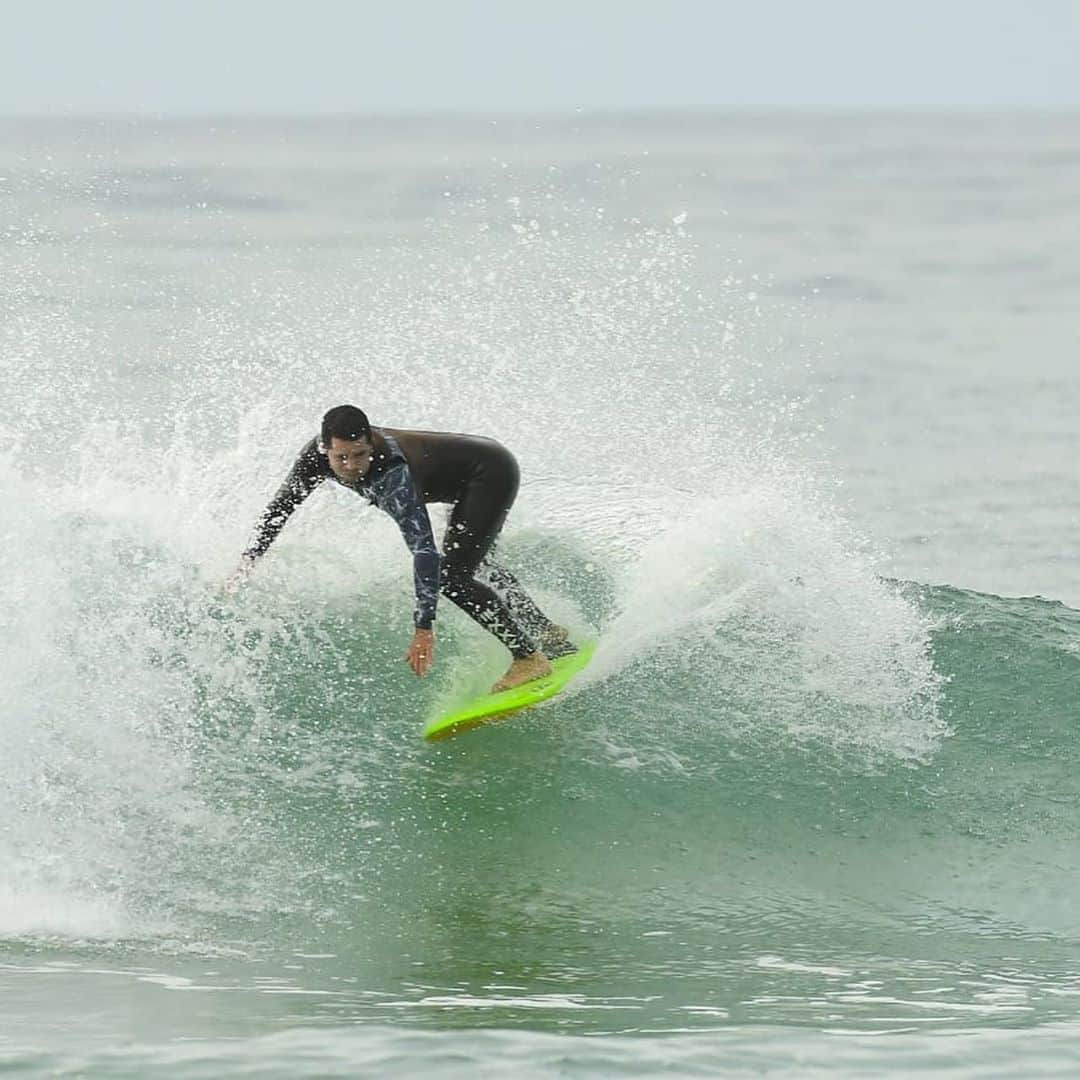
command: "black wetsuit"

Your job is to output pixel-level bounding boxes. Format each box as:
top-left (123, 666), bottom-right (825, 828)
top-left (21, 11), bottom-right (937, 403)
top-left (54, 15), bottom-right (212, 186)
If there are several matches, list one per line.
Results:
top-left (243, 428), bottom-right (556, 658)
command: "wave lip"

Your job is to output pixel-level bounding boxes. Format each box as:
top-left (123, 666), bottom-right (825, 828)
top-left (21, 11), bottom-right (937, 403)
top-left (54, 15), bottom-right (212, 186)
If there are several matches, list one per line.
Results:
top-left (587, 477), bottom-right (945, 767)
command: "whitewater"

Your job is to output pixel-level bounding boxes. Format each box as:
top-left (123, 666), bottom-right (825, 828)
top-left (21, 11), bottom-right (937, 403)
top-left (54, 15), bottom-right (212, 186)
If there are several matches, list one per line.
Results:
top-left (1, 112), bottom-right (1079, 1077)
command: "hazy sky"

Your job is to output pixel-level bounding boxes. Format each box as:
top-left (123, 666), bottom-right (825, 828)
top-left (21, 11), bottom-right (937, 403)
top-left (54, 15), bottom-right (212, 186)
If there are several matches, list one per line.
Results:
top-left (3, 0), bottom-right (1079, 114)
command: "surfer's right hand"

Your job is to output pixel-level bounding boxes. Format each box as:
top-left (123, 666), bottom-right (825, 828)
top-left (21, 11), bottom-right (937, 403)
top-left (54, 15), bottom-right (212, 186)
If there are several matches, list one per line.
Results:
top-left (221, 560), bottom-right (253, 596)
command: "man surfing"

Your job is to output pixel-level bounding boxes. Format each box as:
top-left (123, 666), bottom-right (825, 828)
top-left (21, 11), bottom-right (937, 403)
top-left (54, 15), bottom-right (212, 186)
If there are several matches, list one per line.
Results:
top-left (227, 405), bottom-right (575, 692)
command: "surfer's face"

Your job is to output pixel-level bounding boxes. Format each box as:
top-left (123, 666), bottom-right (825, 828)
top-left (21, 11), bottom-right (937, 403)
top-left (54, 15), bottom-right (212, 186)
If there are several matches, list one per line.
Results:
top-left (324, 436), bottom-right (374, 482)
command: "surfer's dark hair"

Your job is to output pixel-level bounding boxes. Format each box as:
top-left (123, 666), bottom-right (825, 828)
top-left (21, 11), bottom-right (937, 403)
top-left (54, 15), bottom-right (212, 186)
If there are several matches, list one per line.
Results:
top-left (321, 405), bottom-right (372, 445)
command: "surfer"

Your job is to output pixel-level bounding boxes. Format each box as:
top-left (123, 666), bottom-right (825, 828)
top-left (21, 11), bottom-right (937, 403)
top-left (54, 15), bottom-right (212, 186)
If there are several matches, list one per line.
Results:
top-left (226, 405), bottom-right (574, 692)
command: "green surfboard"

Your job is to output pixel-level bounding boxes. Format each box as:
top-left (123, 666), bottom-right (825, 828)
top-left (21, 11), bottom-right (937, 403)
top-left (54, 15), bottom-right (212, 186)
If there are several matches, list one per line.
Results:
top-left (423, 641), bottom-right (596, 742)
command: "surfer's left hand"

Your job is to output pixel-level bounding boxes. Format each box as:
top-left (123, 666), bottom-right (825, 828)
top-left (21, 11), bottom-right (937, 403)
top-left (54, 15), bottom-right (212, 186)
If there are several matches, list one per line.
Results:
top-left (405, 628), bottom-right (435, 677)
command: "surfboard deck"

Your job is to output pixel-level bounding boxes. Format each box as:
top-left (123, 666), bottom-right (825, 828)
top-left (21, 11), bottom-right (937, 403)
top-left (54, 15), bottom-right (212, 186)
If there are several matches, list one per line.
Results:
top-left (423, 641), bottom-right (596, 742)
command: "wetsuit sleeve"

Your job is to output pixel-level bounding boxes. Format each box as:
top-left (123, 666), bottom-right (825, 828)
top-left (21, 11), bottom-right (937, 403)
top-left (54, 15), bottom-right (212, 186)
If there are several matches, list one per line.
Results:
top-left (242, 442), bottom-right (326, 560)
top-left (371, 461), bottom-right (441, 629)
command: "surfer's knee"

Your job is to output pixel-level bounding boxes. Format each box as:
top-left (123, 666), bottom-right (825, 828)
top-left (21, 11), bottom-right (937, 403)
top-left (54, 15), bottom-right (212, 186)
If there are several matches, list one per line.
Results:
top-left (440, 565), bottom-right (476, 606)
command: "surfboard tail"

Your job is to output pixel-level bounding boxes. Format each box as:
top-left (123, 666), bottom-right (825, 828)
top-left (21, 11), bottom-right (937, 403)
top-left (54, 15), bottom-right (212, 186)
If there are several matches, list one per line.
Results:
top-left (422, 641), bottom-right (597, 742)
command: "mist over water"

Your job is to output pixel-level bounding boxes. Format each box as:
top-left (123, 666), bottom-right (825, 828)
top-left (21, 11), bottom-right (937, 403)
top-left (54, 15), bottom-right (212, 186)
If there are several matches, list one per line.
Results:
top-left (2, 114), bottom-right (1079, 1075)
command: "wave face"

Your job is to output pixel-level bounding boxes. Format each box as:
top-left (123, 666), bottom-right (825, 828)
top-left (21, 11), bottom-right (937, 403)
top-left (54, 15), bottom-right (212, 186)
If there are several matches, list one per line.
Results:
top-left (2, 117), bottom-right (1079, 1066)
top-left (5, 459), bottom-right (1079, 1036)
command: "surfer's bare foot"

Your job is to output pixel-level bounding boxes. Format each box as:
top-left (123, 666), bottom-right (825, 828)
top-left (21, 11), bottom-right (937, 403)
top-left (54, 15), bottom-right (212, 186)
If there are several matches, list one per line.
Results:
top-left (540, 624), bottom-right (577, 659)
top-left (491, 651), bottom-right (552, 694)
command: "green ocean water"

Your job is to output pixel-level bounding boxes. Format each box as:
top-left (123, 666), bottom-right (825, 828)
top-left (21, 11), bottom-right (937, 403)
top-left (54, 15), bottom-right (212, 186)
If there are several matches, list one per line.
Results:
top-left (2, 114), bottom-right (1079, 1075)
